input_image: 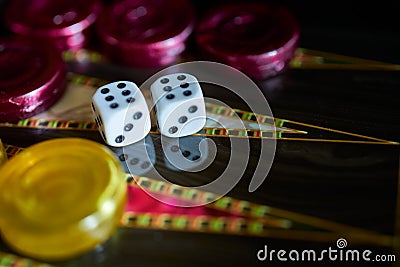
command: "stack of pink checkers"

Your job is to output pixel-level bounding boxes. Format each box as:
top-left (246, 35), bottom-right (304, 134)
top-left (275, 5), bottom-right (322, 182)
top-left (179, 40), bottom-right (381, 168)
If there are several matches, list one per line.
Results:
top-left (0, 37), bottom-right (66, 122)
top-left (5, 0), bottom-right (103, 52)
top-left (91, 73), bottom-right (206, 147)
top-left (96, 0), bottom-right (195, 68)
top-left (95, 0), bottom-right (299, 78)
top-left (195, 3), bottom-right (300, 80)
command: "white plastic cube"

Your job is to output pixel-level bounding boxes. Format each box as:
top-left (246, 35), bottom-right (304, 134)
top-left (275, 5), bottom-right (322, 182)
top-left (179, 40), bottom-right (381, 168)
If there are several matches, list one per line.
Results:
top-left (150, 73), bottom-right (206, 137)
top-left (91, 81), bottom-right (151, 147)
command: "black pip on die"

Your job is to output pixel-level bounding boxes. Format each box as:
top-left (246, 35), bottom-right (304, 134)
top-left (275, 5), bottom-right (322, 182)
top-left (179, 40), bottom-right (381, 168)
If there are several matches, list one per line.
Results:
top-left (91, 81), bottom-right (151, 147)
top-left (150, 73), bottom-right (206, 137)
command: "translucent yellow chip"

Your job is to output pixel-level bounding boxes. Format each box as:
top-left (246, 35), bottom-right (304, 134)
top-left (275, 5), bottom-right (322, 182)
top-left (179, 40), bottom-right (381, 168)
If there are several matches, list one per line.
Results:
top-left (0, 139), bottom-right (7, 166)
top-left (0, 138), bottom-right (126, 261)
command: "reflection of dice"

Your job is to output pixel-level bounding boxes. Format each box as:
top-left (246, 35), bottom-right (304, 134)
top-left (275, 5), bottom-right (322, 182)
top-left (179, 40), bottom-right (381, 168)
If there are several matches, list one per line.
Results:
top-left (162, 136), bottom-right (210, 172)
top-left (91, 81), bottom-right (151, 147)
top-left (150, 73), bottom-right (206, 137)
top-left (109, 135), bottom-right (155, 176)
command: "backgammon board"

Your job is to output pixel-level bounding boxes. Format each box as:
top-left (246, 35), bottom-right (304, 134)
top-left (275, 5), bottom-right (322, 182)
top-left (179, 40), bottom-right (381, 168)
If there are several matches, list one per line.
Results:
top-left (0, 0), bottom-right (399, 266)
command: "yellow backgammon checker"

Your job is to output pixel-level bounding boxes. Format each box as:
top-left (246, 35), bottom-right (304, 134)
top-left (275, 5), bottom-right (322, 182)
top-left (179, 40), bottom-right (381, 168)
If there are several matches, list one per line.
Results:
top-left (0, 138), bottom-right (127, 261)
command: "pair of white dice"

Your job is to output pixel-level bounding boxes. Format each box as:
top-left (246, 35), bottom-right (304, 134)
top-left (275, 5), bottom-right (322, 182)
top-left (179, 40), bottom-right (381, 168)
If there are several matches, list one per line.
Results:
top-left (91, 73), bottom-right (206, 147)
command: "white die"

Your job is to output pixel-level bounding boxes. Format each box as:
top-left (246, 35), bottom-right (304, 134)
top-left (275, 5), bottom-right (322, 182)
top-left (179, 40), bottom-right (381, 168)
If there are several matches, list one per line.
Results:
top-left (91, 81), bottom-right (151, 147)
top-left (150, 73), bottom-right (206, 137)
